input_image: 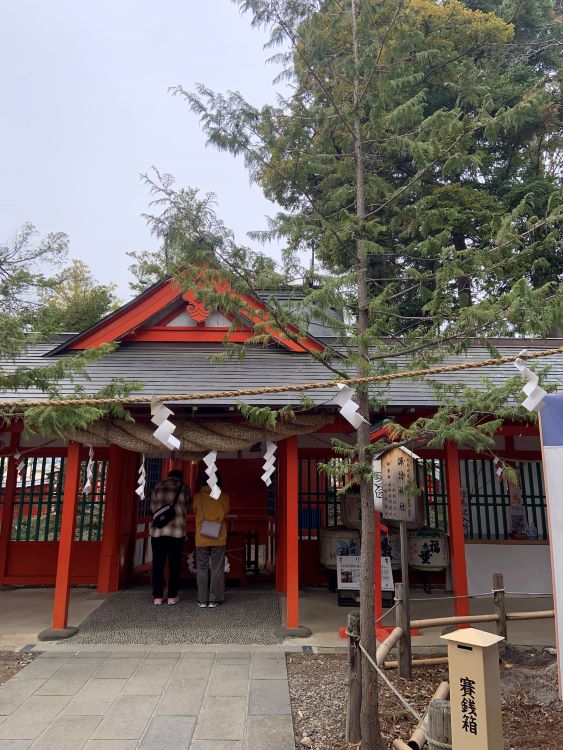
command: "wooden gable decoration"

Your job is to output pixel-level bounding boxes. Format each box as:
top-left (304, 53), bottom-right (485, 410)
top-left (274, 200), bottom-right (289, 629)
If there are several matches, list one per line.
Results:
top-left (49, 277), bottom-right (325, 354)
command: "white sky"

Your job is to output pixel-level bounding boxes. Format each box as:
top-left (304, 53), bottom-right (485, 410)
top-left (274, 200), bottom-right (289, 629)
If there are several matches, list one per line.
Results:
top-left (0, 0), bottom-right (283, 301)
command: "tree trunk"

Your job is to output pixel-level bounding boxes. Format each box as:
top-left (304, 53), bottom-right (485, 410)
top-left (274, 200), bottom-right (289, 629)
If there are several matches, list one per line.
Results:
top-left (351, 1), bottom-right (384, 748)
top-left (452, 228), bottom-right (472, 308)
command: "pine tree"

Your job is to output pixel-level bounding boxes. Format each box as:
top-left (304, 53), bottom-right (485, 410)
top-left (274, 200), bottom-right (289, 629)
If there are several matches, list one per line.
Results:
top-left (135, 3), bottom-right (562, 744)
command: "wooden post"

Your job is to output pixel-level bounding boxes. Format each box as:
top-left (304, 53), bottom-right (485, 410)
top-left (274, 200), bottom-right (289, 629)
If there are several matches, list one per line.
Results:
top-left (395, 581), bottom-right (412, 679)
top-left (427, 699), bottom-right (451, 750)
top-left (493, 572), bottom-right (507, 641)
top-left (0, 428), bottom-right (21, 584)
top-left (445, 441), bottom-right (470, 618)
top-left (374, 511), bottom-right (382, 627)
top-left (346, 610), bottom-right (362, 744)
top-left (39, 441), bottom-right (82, 640)
top-left (98, 445), bottom-right (126, 593)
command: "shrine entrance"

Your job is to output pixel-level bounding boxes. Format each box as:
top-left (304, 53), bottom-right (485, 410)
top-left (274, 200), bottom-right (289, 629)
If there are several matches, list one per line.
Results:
top-left (130, 455), bottom-right (277, 593)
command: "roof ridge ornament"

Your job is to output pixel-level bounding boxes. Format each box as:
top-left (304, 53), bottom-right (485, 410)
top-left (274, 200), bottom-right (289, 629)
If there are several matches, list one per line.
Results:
top-left (183, 290), bottom-right (209, 323)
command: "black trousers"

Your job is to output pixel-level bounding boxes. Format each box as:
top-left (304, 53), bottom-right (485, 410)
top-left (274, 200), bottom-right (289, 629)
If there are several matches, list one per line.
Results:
top-left (151, 536), bottom-right (184, 598)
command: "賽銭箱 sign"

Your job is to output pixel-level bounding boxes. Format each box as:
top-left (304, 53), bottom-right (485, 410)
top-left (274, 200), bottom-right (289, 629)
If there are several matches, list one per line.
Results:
top-left (442, 628), bottom-right (504, 749)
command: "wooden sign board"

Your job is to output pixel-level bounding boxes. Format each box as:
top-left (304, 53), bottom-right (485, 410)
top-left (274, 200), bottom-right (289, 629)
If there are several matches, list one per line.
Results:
top-left (380, 446), bottom-right (419, 523)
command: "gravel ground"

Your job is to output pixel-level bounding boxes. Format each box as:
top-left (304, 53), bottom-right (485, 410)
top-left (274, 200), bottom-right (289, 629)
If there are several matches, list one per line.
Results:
top-left (287, 652), bottom-right (563, 750)
top-left (0, 651), bottom-right (37, 686)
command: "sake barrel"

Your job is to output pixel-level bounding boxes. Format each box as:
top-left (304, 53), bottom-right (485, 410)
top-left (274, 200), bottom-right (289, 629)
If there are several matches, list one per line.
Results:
top-left (408, 528), bottom-right (449, 572)
top-left (319, 527), bottom-right (361, 569)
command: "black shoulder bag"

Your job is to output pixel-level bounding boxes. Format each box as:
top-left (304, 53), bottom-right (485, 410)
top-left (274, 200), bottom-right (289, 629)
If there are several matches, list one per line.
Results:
top-left (151, 483), bottom-right (184, 529)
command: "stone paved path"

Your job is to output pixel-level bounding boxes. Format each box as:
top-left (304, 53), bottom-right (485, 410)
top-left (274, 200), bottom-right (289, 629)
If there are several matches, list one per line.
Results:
top-left (0, 650), bottom-right (295, 749)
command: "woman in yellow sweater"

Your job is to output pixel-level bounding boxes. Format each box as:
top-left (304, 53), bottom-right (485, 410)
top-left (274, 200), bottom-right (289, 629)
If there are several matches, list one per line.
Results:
top-left (192, 475), bottom-right (230, 608)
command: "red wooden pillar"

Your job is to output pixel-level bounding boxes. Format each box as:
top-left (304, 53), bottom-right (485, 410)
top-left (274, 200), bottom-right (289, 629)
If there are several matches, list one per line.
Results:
top-left (275, 442), bottom-right (287, 593)
top-left (0, 429), bottom-right (21, 584)
top-left (98, 444), bottom-right (126, 593)
top-left (39, 441), bottom-right (82, 639)
top-left (285, 435), bottom-right (299, 630)
top-left (445, 441), bottom-right (470, 617)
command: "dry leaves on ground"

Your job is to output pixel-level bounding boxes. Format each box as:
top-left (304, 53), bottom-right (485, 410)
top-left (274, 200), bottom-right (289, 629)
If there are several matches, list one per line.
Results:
top-left (0, 651), bottom-right (37, 686)
top-left (287, 652), bottom-right (563, 750)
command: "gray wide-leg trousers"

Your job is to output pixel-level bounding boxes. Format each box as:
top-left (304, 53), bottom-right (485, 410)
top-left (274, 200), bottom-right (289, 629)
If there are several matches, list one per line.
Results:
top-left (196, 545), bottom-right (226, 603)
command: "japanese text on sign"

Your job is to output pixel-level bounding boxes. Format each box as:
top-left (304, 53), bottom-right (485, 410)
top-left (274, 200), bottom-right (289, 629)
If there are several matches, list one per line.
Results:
top-left (381, 448), bottom-right (417, 522)
top-left (460, 676), bottom-right (478, 736)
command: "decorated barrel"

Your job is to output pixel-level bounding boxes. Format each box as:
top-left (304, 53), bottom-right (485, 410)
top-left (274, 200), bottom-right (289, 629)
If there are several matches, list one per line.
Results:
top-left (381, 527), bottom-right (402, 570)
top-left (407, 527), bottom-right (449, 571)
top-left (340, 492), bottom-right (361, 531)
top-left (319, 527), bottom-right (361, 569)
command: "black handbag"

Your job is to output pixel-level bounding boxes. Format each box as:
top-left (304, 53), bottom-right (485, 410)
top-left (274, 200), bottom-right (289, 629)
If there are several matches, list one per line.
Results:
top-left (151, 483), bottom-right (184, 529)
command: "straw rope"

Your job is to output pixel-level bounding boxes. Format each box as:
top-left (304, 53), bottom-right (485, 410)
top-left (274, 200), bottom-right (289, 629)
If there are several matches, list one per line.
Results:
top-left (1, 344), bottom-right (562, 409)
top-left (67, 414), bottom-right (330, 457)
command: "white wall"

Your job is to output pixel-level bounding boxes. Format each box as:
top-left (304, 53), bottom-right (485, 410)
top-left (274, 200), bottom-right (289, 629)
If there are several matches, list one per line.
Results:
top-left (465, 543), bottom-right (552, 595)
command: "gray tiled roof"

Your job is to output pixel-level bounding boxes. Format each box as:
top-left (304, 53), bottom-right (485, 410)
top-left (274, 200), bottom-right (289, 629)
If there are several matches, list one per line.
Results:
top-left (1, 336), bottom-right (562, 408)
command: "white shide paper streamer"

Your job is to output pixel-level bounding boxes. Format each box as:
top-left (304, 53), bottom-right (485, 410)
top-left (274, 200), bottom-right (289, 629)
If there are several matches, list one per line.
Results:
top-left (150, 397), bottom-right (181, 451)
top-left (203, 450), bottom-right (221, 500)
top-left (332, 383), bottom-right (369, 430)
top-left (261, 441), bottom-right (277, 486)
top-left (82, 445), bottom-right (95, 495)
top-left (136, 454), bottom-right (146, 500)
top-left (514, 349), bottom-right (548, 412)
top-left (13, 452), bottom-right (25, 478)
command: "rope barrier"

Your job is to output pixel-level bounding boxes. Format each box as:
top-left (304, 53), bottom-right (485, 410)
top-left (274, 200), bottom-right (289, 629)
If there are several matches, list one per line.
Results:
top-left (1, 344), bottom-right (561, 409)
top-left (359, 641), bottom-right (424, 724)
top-left (359, 638), bottom-right (453, 750)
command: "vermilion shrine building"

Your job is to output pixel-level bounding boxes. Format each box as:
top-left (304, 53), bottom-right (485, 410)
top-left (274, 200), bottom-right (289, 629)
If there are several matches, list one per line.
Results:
top-left (0, 277), bottom-right (561, 636)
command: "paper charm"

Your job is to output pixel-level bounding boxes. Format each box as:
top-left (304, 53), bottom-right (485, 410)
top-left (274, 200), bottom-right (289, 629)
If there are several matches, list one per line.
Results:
top-left (203, 450), bottom-right (221, 499)
top-left (13, 452), bottom-right (26, 478)
top-left (135, 454), bottom-right (146, 500)
top-left (150, 397), bottom-right (181, 451)
top-left (82, 445), bottom-right (95, 495)
top-left (261, 441), bottom-right (277, 486)
top-left (332, 383), bottom-right (369, 430)
top-left (514, 350), bottom-right (547, 412)
top-left (492, 456), bottom-right (504, 481)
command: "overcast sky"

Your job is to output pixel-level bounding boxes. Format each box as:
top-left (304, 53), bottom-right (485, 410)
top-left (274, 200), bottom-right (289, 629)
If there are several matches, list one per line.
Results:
top-left (0, 1), bottom-right (282, 301)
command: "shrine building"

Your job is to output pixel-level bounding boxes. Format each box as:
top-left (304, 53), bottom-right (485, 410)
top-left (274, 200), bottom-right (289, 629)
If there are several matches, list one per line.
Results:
top-left (0, 275), bottom-right (561, 636)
